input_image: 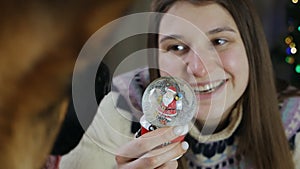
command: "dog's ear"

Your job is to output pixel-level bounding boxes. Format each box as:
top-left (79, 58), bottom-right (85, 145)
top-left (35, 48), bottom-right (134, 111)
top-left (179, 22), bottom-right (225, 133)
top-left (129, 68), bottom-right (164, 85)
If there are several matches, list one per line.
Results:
top-left (0, 39), bottom-right (75, 169)
top-left (0, 1), bottom-right (135, 169)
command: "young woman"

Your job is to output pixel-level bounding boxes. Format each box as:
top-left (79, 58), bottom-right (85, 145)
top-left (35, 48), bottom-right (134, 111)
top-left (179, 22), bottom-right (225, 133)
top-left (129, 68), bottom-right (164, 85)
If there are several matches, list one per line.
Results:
top-left (60, 0), bottom-right (299, 168)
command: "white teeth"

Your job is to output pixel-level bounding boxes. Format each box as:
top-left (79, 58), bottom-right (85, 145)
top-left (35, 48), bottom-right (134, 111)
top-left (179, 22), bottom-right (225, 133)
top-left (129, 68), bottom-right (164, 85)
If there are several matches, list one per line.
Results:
top-left (204, 84), bottom-right (210, 90)
top-left (194, 80), bottom-right (225, 93)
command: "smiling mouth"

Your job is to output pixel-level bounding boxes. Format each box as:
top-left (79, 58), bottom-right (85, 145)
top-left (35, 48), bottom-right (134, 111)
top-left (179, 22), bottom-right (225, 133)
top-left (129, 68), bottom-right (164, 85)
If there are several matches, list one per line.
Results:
top-left (193, 80), bottom-right (226, 94)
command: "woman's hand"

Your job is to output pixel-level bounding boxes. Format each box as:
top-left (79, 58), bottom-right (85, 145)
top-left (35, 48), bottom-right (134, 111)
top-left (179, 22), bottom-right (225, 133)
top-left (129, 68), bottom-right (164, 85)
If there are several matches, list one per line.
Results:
top-left (115, 125), bottom-right (189, 169)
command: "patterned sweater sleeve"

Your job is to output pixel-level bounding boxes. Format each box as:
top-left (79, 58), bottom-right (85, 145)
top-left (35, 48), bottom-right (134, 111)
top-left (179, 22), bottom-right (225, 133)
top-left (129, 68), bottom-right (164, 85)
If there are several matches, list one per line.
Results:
top-left (280, 97), bottom-right (300, 168)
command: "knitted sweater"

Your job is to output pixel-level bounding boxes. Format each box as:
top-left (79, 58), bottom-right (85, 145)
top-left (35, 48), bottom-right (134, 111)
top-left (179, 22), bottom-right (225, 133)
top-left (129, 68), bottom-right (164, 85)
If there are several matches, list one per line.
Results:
top-left (60, 68), bottom-right (300, 169)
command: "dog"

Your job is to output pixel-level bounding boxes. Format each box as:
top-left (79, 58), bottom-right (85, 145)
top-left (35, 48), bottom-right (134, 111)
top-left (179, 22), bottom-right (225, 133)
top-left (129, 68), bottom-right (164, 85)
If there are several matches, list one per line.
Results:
top-left (0, 1), bottom-right (135, 169)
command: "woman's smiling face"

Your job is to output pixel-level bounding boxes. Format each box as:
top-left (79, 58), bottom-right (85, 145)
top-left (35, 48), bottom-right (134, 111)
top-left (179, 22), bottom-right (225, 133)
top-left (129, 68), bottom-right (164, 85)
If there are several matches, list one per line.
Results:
top-left (158, 2), bottom-right (249, 126)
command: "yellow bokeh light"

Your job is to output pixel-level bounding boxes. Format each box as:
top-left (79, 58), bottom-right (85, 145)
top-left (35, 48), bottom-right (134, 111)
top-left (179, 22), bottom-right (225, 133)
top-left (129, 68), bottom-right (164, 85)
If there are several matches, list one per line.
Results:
top-left (285, 36), bottom-right (293, 44)
top-left (289, 42), bottom-right (296, 48)
top-left (292, 0), bottom-right (298, 4)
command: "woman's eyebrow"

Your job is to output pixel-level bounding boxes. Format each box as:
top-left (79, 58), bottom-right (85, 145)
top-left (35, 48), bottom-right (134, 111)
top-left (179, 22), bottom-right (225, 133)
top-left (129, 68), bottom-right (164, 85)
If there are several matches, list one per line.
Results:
top-left (207, 26), bottom-right (237, 35)
top-left (159, 34), bottom-right (183, 43)
top-left (159, 26), bottom-right (237, 43)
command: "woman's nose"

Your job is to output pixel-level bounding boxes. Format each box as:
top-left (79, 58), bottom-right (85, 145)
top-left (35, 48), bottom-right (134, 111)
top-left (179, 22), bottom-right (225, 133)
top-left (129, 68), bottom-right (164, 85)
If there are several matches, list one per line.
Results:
top-left (184, 52), bottom-right (208, 77)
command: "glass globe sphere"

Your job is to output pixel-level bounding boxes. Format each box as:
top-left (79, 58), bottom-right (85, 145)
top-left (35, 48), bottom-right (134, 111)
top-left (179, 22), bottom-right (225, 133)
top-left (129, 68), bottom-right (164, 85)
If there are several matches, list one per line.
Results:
top-left (141, 76), bottom-right (198, 128)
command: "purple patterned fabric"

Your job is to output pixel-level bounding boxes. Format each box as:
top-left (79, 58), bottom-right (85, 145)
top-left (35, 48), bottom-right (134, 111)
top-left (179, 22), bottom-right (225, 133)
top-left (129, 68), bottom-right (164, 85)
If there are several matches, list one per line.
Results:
top-left (281, 97), bottom-right (300, 139)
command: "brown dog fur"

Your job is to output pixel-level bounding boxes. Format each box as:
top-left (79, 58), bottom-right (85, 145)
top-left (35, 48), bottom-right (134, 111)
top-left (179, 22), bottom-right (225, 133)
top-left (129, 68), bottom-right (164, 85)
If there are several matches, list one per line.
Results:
top-left (0, 1), bottom-right (135, 169)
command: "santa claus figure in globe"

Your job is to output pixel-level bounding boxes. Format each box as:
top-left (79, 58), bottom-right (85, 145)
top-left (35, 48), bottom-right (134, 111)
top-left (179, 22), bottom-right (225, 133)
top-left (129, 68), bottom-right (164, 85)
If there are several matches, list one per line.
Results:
top-left (136, 85), bottom-right (185, 144)
top-left (157, 86), bottom-right (183, 125)
top-left (136, 76), bottom-right (196, 146)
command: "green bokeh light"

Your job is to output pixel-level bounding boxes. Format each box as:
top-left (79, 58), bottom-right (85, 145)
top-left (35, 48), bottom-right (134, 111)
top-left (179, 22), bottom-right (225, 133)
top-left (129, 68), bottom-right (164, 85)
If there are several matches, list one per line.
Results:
top-left (296, 64), bottom-right (300, 73)
top-left (285, 56), bottom-right (295, 64)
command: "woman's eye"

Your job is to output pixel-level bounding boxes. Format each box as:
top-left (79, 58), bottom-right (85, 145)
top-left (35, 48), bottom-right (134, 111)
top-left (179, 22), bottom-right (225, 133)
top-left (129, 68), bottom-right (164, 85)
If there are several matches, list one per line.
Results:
top-left (212, 38), bottom-right (227, 46)
top-left (168, 44), bottom-right (185, 51)
top-left (167, 44), bottom-right (189, 55)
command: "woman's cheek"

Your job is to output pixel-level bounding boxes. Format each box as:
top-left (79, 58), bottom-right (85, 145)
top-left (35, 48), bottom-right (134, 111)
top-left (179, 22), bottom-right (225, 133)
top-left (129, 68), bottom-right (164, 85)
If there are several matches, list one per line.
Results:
top-left (158, 54), bottom-right (186, 76)
top-left (219, 48), bottom-right (249, 76)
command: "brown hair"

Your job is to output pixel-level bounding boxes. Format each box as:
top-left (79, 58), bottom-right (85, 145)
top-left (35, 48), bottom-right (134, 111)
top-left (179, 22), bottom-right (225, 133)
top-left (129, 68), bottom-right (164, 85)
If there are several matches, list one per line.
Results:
top-left (149, 0), bottom-right (294, 168)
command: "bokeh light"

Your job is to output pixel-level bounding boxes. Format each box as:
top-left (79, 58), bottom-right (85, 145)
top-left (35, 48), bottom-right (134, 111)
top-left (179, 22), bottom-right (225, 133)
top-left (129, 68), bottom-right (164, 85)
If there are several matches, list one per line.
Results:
top-left (289, 42), bottom-right (296, 48)
top-left (285, 36), bottom-right (293, 44)
top-left (285, 56), bottom-right (295, 64)
top-left (291, 47), bottom-right (297, 54)
top-left (296, 64), bottom-right (300, 73)
top-left (288, 26), bottom-right (295, 32)
top-left (292, 0), bottom-right (298, 4)
top-left (286, 47), bottom-right (292, 55)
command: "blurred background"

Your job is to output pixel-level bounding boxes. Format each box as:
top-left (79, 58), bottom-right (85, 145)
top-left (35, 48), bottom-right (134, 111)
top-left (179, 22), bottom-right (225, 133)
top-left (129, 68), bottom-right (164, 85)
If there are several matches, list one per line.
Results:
top-left (267, 0), bottom-right (300, 88)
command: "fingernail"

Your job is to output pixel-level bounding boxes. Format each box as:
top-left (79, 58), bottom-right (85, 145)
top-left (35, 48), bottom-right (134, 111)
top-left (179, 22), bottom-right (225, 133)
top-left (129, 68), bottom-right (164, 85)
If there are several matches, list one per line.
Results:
top-left (181, 141), bottom-right (189, 150)
top-left (173, 124), bottom-right (189, 136)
